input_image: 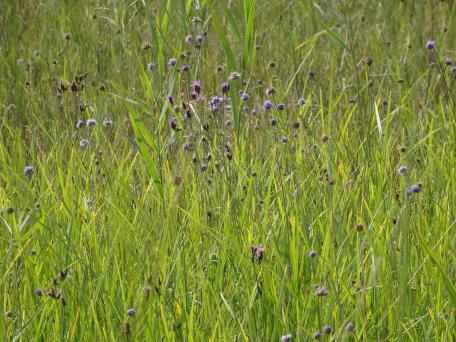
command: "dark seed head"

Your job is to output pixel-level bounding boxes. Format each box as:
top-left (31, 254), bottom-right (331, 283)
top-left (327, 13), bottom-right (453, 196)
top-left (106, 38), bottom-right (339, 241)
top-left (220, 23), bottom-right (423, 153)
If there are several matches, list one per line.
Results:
top-left (322, 325), bottom-right (333, 334)
top-left (127, 308), bottom-right (136, 317)
top-left (425, 40), bottom-right (435, 50)
top-left (5, 206), bottom-right (14, 214)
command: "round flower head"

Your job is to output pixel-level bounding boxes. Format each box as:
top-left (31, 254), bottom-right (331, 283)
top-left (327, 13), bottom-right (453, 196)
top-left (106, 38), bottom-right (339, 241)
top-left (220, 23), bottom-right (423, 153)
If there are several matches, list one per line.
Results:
top-left (308, 250), bottom-right (317, 258)
top-left (200, 163), bottom-right (208, 172)
top-left (196, 35), bottom-right (204, 42)
top-left (346, 322), bottom-right (355, 332)
top-left (269, 118), bottom-right (278, 126)
top-left (168, 58), bottom-right (177, 66)
top-left (406, 183), bottom-right (422, 195)
top-left (281, 334), bottom-right (292, 342)
top-left (147, 63), bottom-right (156, 71)
top-left (382, 99), bottom-right (388, 106)
top-left (87, 118), bottom-right (96, 127)
top-left (315, 285), bottom-right (328, 297)
top-left (191, 81), bottom-right (202, 94)
top-left (297, 98), bottom-right (306, 106)
top-left (445, 57), bottom-right (453, 66)
top-left (5, 206), bottom-right (14, 214)
top-left (191, 91), bottom-right (198, 99)
top-left (277, 103), bottom-right (285, 111)
top-left (169, 117), bottom-right (177, 130)
top-left (452, 66), bottom-right (456, 73)
top-left (76, 120), bottom-right (84, 129)
top-left (182, 142), bottom-right (190, 151)
top-left (322, 325), bottom-right (332, 334)
top-left (281, 136), bottom-right (288, 143)
top-left (221, 81), bottom-right (230, 94)
top-left (167, 95), bottom-right (174, 104)
top-left (80, 139), bottom-right (89, 148)
top-left (126, 308), bottom-right (136, 317)
top-left (240, 92), bottom-right (250, 101)
top-left (182, 64), bottom-right (190, 72)
top-left (35, 288), bottom-right (43, 297)
top-left (265, 87), bottom-right (275, 96)
top-left (313, 332), bottom-right (321, 340)
top-left (397, 166), bottom-right (408, 174)
top-left (23, 165), bottom-right (35, 176)
top-left (185, 34), bottom-right (192, 43)
top-left (263, 100), bottom-right (273, 110)
top-left (425, 40), bottom-right (435, 50)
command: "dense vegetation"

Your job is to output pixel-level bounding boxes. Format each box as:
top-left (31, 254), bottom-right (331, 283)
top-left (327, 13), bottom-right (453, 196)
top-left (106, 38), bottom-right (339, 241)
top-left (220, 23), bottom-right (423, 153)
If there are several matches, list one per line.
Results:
top-left (1, 0), bottom-right (455, 340)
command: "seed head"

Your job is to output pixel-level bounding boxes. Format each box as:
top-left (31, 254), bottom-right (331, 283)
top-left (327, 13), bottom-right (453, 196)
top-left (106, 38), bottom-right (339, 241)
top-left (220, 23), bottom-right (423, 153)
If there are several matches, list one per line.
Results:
top-left (277, 103), bottom-right (285, 111)
top-left (269, 118), bottom-right (278, 126)
top-left (322, 325), bottom-right (333, 334)
top-left (182, 64), bottom-right (190, 72)
top-left (5, 310), bottom-right (13, 318)
top-left (5, 206), bottom-right (14, 214)
top-left (281, 136), bottom-right (288, 143)
top-left (315, 285), bottom-right (329, 297)
top-left (172, 175), bottom-right (182, 186)
top-left (103, 118), bottom-right (113, 127)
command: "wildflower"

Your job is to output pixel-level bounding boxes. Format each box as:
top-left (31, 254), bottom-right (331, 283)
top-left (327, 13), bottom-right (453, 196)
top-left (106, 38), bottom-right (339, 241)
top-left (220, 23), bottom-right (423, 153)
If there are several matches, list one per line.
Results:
top-left (382, 99), bottom-right (388, 106)
top-left (263, 100), bottom-right (273, 110)
top-left (251, 108), bottom-right (258, 116)
top-left (126, 308), bottom-right (136, 317)
top-left (102, 118), bottom-right (112, 127)
top-left (185, 35), bottom-right (192, 43)
top-left (191, 91), bottom-right (198, 99)
top-left (322, 325), bottom-right (332, 334)
top-left (397, 166), bottom-right (408, 174)
top-left (182, 142), bottom-right (190, 151)
top-left (240, 92), bottom-right (250, 101)
top-left (221, 81), bottom-right (230, 94)
top-left (141, 41), bottom-right (152, 50)
top-left (5, 206), bottom-right (14, 214)
top-left (313, 332), bottom-right (321, 340)
top-left (452, 66), bottom-right (456, 73)
top-left (168, 58), bottom-right (177, 66)
top-left (406, 183), bottom-right (422, 195)
top-left (35, 288), bottom-right (43, 297)
top-left (269, 118), bottom-right (278, 126)
top-left (308, 250), bottom-right (317, 258)
top-left (5, 310), bottom-right (13, 318)
top-left (76, 120), bottom-right (84, 129)
top-left (167, 95), bottom-right (174, 104)
top-left (200, 163), bottom-right (208, 172)
top-left (277, 103), bottom-right (285, 111)
top-left (23, 165), bottom-right (35, 176)
top-left (281, 136), bottom-right (288, 143)
top-left (143, 286), bottom-right (151, 294)
top-left (251, 245), bottom-right (265, 264)
top-left (196, 34), bottom-right (204, 42)
top-left (281, 334), bottom-right (292, 342)
top-left (445, 57), bottom-right (453, 66)
top-left (297, 98), bottom-right (306, 106)
top-left (169, 117), bottom-right (177, 131)
top-left (80, 139), bottom-right (89, 148)
top-left (425, 40), bottom-right (435, 50)
top-left (315, 285), bottom-right (329, 297)
top-left (87, 118), bottom-right (96, 127)
top-left (346, 322), bottom-right (355, 332)
top-left (265, 87), bottom-right (275, 95)
top-left (191, 81), bottom-right (202, 94)
top-left (293, 122), bottom-right (300, 129)
top-left (147, 63), bottom-right (156, 71)
top-left (182, 64), bottom-right (190, 72)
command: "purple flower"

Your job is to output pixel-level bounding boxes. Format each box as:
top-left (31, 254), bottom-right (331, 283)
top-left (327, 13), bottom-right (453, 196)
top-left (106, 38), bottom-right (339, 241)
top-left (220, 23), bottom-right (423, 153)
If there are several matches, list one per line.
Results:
top-left (23, 165), bottom-right (35, 176)
top-left (221, 81), bottom-right (230, 94)
top-left (168, 58), bottom-right (177, 66)
top-left (196, 35), bottom-right (204, 42)
top-left (182, 142), bottom-right (190, 151)
top-left (313, 332), bottom-right (321, 340)
top-left (169, 117), bottom-right (177, 130)
top-left (200, 163), bottom-right (208, 172)
top-left (281, 334), bottom-right (292, 342)
top-left (297, 98), bottom-right (306, 106)
top-left (269, 118), bottom-right (278, 126)
top-left (263, 100), bottom-right (273, 110)
top-left (35, 288), bottom-right (43, 297)
top-left (147, 63), bottom-right (156, 71)
top-left (191, 81), bottom-right (202, 94)
top-left (346, 322), bottom-right (355, 332)
top-left (76, 120), bottom-right (84, 129)
top-left (445, 57), bottom-right (453, 66)
top-left (322, 325), bottom-right (332, 335)
top-left (191, 91), bottom-right (198, 99)
top-left (397, 166), bottom-right (408, 174)
top-left (452, 66), bottom-right (456, 73)
top-left (87, 118), bottom-right (96, 127)
top-left (167, 95), bottom-right (174, 104)
top-left (185, 35), bottom-right (192, 43)
top-left (251, 245), bottom-right (265, 264)
top-left (406, 183), bottom-right (422, 195)
top-left (80, 139), bottom-right (89, 148)
top-left (425, 40), bottom-right (435, 50)
top-left (182, 64), bottom-right (190, 72)
top-left (240, 92), bottom-right (250, 101)
top-left (277, 103), bottom-right (285, 111)
top-left (265, 87), bottom-right (275, 95)
top-left (308, 250), bottom-right (317, 258)
top-left (126, 308), bottom-right (136, 317)
top-left (315, 285), bottom-right (328, 297)
top-left (281, 136), bottom-right (288, 143)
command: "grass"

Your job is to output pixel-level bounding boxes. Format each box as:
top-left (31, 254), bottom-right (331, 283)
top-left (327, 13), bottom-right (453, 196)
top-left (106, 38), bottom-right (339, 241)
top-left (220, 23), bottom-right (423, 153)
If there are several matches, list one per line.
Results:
top-left (1, 0), bottom-right (455, 340)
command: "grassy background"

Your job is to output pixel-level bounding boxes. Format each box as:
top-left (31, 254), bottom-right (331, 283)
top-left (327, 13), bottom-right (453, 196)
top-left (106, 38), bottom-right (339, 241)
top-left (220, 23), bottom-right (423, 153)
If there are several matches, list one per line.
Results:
top-left (1, 0), bottom-right (455, 340)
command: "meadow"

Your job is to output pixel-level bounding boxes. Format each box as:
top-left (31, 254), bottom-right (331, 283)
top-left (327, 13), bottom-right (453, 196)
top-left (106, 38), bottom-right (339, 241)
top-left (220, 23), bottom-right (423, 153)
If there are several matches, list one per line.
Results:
top-left (1, 0), bottom-right (455, 340)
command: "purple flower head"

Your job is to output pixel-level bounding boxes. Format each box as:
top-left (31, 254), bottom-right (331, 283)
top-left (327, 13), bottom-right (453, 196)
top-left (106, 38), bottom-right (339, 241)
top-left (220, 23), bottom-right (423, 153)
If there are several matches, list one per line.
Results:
top-left (200, 163), bottom-right (208, 172)
top-left (126, 308), bottom-right (136, 317)
top-left (263, 100), bottom-right (274, 110)
top-left (76, 120), bottom-right (84, 129)
top-left (240, 92), bottom-right (250, 101)
top-left (277, 103), bottom-right (285, 111)
top-left (167, 95), bottom-right (174, 104)
top-left (87, 118), bottom-right (96, 127)
top-left (191, 91), bottom-right (198, 99)
top-left (323, 325), bottom-right (333, 335)
top-left (182, 142), bottom-right (190, 151)
top-left (168, 58), bottom-right (177, 66)
top-left (208, 96), bottom-right (222, 113)
top-left (313, 332), bottom-right (321, 340)
top-left (426, 40), bottom-right (435, 50)
top-left (346, 322), bottom-right (355, 332)
top-left (182, 64), bottom-right (190, 72)
top-left (281, 136), bottom-right (288, 143)
top-left (406, 183), bottom-right (422, 195)
top-left (185, 35), bottom-right (192, 43)
top-left (221, 81), bottom-right (230, 94)
top-left (452, 66), bottom-right (456, 73)
top-left (196, 35), bottom-right (204, 43)
top-left (251, 108), bottom-right (258, 116)
top-left (23, 165), bottom-right (35, 176)
top-left (169, 117), bottom-right (177, 130)
top-left (382, 99), bottom-right (388, 106)
top-left (397, 166), bottom-right (408, 174)
top-left (269, 118), bottom-right (278, 126)
top-left (315, 285), bottom-right (329, 297)
top-left (297, 98), bottom-right (306, 106)
top-left (80, 139), bottom-right (89, 148)
top-left (191, 81), bottom-right (202, 94)
top-left (251, 245), bottom-right (265, 264)
top-left (308, 250), bottom-right (317, 258)
top-left (35, 288), bottom-right (43, 297)
top-left (147, 63), bottom-right (156, 71)
top-left (445, 57), bottom-right (453, 66)
top-left (281, 334), bottom-right (292, 342)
